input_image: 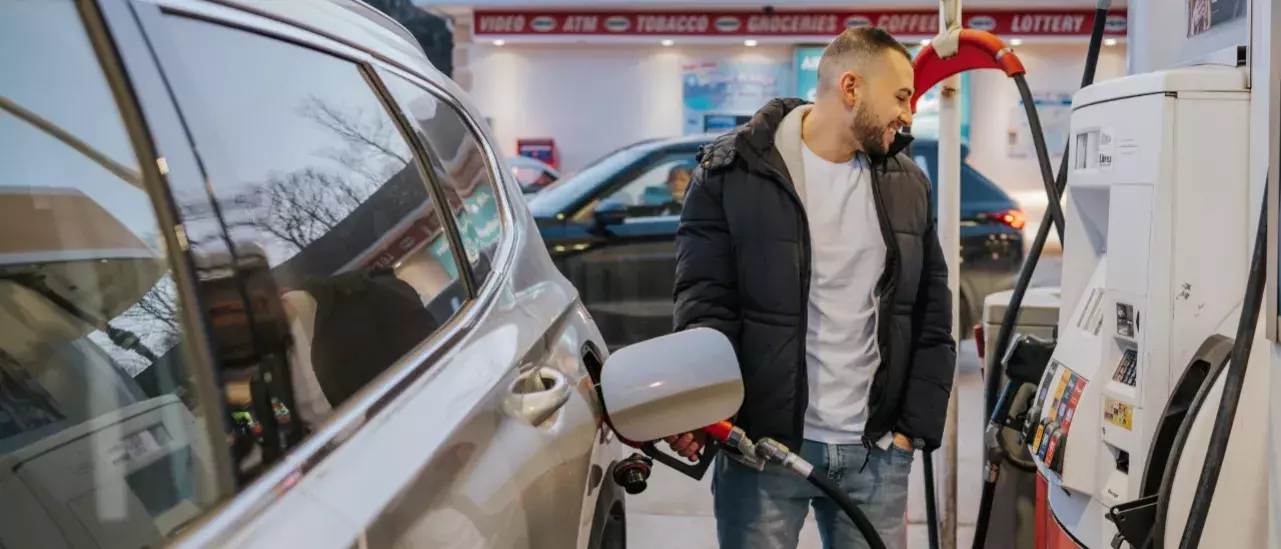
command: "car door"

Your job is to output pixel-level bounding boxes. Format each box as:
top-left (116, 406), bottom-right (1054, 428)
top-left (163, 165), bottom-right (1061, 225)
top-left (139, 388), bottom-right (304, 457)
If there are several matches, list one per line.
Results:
top-left (118, 3), bottom-right (562, 547)
top-left (367, 66), bottom-right (611, 549)
top-left (124, 3), bottom-right (608, 548)
top-left (556, 149), bottom-right (699, 350)
top-left (0, 4), bottom-right (241, 548)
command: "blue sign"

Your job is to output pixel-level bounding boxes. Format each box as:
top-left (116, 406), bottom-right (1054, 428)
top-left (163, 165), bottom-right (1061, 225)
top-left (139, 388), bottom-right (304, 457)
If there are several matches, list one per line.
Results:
top-left (683, 59), bottom-right (793, 135)
top-left (703, 114), bottom-right (753, 132)
top-left (796, 47), bottom-right (824, 102)
top-left (794, 46), bottom-right (970, 143)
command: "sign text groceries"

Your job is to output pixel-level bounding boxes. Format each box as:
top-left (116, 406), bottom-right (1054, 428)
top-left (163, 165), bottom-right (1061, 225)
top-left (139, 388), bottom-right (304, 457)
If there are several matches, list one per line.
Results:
top-left (474, 10), bottom-right (1124, 37)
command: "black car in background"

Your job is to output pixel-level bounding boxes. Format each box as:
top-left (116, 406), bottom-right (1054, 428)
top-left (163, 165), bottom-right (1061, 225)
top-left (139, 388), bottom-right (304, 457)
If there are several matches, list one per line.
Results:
top-left (528, 135), bottom-right (1025, 349)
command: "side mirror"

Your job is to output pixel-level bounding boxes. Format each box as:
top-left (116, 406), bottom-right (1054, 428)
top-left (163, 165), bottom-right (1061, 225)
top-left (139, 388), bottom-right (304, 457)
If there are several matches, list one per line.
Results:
top-left (600, 327), bottom-right (743, 442)
top-left (592, 201), bottom-right (628, 229)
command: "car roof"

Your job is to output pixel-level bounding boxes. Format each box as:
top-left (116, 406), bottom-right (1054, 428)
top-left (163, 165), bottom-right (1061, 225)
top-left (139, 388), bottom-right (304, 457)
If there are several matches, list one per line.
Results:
top-left (198, 0), bottom-right (437, 78)
top-left (603, 132), bottom-right (966, 157)
top-left (525, 132), bottom-right (973, 218)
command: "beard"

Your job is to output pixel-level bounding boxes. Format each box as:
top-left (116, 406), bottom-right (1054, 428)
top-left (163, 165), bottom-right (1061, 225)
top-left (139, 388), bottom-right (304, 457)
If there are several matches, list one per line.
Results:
top-left (853, 105), bottom-right (891, 157)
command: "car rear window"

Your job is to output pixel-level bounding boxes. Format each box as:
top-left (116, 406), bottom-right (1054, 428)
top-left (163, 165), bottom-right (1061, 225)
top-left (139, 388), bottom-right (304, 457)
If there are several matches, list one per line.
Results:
top-left (962, 165), bottom-right (1013, 204)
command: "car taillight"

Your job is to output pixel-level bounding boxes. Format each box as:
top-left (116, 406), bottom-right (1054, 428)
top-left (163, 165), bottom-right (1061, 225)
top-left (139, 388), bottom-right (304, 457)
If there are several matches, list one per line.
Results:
top-left (995, 208), bottom-right (1026, 230)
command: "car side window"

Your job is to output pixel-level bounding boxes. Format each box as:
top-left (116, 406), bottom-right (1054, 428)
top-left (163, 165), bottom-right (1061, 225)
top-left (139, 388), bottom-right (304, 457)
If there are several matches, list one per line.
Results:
top-left (153, 15), bottom-right (467, 468)
top-left (378, 71), bottom-right (505, 288)
top-left (0, 2), bottom-right (228, 545)
top-left (576, 153), bottom-right (697, 222)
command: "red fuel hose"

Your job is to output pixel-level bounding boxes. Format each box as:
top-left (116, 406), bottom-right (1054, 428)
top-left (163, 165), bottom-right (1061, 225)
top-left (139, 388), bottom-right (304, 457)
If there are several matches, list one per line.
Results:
top-left (911, 29), bottom-right (1026, 112)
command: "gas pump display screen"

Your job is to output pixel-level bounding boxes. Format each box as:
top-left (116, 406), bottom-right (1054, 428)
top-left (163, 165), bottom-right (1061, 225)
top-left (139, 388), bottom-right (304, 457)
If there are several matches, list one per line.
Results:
top-left (1074, 130), bottom-right (1101, 170)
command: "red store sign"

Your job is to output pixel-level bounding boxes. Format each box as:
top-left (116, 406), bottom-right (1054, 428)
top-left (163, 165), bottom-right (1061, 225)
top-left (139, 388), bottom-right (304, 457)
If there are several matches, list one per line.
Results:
top-left (474, 10), bottom-right (1127, 38)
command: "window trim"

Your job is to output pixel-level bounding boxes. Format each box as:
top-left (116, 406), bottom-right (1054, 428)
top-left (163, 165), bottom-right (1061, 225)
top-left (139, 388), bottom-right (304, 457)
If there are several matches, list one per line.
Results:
top-left (81, 0), bottom-right (241, 496)
top-left (360, 65), bottom-right (478, 298)
top-left (371, 66), bottom-right (510, 298)
top-left (119, 3), bottom-right (520, 546)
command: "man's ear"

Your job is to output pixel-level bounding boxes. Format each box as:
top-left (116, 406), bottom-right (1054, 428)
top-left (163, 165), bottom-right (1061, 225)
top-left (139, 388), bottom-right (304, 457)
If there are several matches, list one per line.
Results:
top-left (840, 72), bottom-right (860, 107)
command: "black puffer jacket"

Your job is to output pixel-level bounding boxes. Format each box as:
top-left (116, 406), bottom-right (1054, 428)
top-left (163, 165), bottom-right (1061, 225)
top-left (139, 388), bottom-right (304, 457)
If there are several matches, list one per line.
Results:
top-left (673, 98), bottom-right (957, 451)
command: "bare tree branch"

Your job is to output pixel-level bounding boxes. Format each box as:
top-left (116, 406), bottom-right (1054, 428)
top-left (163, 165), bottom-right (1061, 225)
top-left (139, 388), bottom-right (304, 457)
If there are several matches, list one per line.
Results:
top-left (299, 96), bottom-right (410, 165)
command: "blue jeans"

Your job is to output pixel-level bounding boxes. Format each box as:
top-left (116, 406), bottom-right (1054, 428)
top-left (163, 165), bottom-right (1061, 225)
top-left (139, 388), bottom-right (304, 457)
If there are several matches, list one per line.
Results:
top-left (711, 439), bottom-right (912, 549)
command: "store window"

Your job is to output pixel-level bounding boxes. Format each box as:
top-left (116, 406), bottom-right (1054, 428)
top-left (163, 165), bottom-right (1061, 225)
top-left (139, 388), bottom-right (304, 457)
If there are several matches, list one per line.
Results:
top-left (156, 15), bottom-right (466, 457)
top-left (578, 153), bottom-right (698, 221)
top-left (379, 71), bottom-right (505, 287)
top-left (0, 2), bottom-right (224, 546)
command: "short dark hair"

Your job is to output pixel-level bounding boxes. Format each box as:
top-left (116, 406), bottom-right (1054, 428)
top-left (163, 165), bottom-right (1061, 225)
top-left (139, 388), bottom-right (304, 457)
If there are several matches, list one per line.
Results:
top-left (816, 27), bottom-right (912, 93)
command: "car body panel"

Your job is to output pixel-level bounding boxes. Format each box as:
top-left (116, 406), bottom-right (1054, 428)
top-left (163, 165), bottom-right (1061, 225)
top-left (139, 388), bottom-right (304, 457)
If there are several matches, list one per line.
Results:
top-left (90, 1), bottom-right (622, 548)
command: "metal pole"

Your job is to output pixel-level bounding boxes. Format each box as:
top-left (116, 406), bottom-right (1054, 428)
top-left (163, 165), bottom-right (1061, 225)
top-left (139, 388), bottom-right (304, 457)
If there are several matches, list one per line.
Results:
top-left (932, 3), bottom-right (962, 547)
top-left (937, 72), bottom-right (962, 549)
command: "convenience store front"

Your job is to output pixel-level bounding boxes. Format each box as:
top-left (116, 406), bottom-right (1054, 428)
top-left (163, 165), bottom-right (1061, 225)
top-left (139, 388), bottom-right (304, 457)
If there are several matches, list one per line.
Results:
top-left (442, 4), bottom-right (1129, 215)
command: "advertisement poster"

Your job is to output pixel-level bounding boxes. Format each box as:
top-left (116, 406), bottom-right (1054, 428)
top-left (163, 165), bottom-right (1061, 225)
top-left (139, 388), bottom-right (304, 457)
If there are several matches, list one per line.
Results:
top-left (794, 46), bottom-right (971, 143)
top-left (683, 59), bottom-right (792, 135)
top-left (1188, 0), bottom-right (1247, 37)
top-left (1007, 91), bottom-right (1074, 160)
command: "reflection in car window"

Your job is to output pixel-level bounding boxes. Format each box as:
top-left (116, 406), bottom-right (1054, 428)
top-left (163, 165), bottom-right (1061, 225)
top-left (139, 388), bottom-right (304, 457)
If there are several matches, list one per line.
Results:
top-left (0, 2), bottom-right (225, 546)
top-left (157, 16), bottom-right (465, 471)
top-left (577, 154), bottom-right (697, 222)
top-left (379, 71), bottom-right (504, 287)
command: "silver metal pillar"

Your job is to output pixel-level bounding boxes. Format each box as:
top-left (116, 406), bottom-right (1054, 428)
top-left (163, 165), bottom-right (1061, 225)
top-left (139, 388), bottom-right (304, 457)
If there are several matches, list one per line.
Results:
top-left (937, 72), bottom-right (963, 549)
top-left (928, 2), bottom-right (963, 546)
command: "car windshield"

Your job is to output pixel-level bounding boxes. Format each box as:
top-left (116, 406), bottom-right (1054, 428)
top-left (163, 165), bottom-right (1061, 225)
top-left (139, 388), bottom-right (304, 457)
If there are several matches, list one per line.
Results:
top-left (526, 139), bottom-right (667, 218)
top-left (512, 166), bottom-right (547, 189)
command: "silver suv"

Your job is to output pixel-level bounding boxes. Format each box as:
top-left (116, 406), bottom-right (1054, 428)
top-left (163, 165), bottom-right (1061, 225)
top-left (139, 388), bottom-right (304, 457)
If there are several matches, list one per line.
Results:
top-left (0, 1), bottom-right (626, 547)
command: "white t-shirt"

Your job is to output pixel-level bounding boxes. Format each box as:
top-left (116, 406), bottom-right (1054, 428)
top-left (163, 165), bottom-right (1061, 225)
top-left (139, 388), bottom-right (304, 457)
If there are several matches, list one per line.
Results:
top-left (799, 143), bottom-right (887, 444)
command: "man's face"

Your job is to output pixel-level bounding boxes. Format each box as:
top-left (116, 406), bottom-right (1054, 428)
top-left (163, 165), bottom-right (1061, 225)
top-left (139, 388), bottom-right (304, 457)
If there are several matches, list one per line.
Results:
top-left (667, 169), bottom-right (691, 200)
top-left (842, 52), bottom-right (915, 156)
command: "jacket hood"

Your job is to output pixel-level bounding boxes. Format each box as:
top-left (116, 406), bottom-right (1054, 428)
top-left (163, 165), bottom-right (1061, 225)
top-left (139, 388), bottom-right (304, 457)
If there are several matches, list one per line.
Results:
top-left (700, 98), bottom-right (915, 170)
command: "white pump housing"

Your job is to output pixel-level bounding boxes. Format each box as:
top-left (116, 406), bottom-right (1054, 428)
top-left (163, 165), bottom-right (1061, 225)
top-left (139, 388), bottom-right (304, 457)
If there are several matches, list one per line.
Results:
top-left (1027, 65), bottom-right (1268, 547)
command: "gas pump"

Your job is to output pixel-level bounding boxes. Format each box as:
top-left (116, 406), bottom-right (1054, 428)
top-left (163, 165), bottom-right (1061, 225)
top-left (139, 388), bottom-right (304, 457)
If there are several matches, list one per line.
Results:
top-left (1020, 65), bottom-right (1269, 548)
top-left (912, 2), bottom-right (1271, 547)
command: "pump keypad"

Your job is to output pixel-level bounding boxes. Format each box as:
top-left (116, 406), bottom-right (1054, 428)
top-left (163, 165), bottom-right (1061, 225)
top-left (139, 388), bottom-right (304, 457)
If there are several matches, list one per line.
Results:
top-left (1112, 349), bottom-right (1137, 386)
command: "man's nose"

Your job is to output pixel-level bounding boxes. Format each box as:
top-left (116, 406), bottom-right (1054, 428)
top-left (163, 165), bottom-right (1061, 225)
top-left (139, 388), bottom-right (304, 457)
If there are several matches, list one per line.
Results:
top-left (900, 111), bottom-right (913, 128)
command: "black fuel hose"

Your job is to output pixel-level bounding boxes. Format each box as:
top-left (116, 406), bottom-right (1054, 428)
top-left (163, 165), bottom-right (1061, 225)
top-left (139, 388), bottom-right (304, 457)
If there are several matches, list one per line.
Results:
top-left (807, 471), bottom-right (888, 549)
top-left (984, 0), bottom-right (1112, 422)
top-left (972, 378), bottom-right (1021, 546)
top-left (1177, 186), bottom-right (1267, 548)
top-left (924, 450), bottom-right (941, 549)
top-left (1014, 73), bottom-right (1066, 245)
top-left (974, 4), bottom-right (1110, 549)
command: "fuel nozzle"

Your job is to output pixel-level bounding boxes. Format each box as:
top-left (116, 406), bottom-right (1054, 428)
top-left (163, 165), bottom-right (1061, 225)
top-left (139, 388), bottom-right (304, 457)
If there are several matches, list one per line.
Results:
top-left (613, 453), bottom-right (654, 495)
top-left (755, 438), bottom-right (814, 478)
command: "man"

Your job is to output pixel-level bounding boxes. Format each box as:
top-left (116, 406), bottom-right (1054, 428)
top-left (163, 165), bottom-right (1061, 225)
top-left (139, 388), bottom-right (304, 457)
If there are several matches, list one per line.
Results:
top-left (665, 162), bottom-right (694, 202)
top-left (668, 27), bottom-right (956, 549)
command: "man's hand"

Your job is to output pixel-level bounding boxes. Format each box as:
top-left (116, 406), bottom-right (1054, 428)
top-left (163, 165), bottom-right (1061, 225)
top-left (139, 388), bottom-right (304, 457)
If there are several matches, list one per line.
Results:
top-left (892, 433), bottom-right (914, 452)
top-left (664, 431), bottom-right (709, 462)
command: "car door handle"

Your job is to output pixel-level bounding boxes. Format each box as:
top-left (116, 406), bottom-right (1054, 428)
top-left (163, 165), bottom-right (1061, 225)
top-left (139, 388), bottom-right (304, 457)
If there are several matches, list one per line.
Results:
top-left (503, 366), bottom-right (573, 426)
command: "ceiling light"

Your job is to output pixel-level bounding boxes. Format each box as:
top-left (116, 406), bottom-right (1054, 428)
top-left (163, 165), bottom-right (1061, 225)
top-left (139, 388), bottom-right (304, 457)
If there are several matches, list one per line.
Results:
top-left (493, 40), bottom-right (505, 46)
top-left (744, 39), bottom-right (758, 47)
top-left (1010, 38), bottom-right (1023, 46)
top-left (661, 39), bottom-right (674, 47)
top-left (1104, 38), bottom-right (1118, 47)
